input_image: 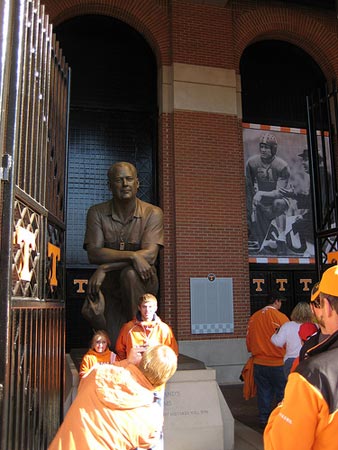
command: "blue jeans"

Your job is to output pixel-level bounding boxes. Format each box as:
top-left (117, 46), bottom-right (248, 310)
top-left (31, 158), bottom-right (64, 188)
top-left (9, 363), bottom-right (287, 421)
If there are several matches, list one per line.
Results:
top-left (283, 358), bottom-right (295, 378)
top-left (253, 363), bottom-right (286, 424)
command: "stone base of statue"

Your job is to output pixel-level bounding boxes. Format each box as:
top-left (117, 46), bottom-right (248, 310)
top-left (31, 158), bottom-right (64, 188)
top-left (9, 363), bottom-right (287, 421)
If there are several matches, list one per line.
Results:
top-left (163, 354), bottom-right (234, 450)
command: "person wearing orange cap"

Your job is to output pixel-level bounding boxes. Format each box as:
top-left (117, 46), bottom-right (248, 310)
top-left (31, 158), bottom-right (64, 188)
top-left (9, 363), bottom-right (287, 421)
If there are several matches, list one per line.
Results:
top-left (264, 264), bottom-right (338, 450)
top-left (298, 280), bottom-right (329, 362)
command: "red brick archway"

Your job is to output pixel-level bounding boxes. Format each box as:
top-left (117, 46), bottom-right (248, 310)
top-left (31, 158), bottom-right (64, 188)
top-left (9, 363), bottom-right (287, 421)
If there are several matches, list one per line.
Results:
top-left (233, 6), bottom-right (338, 81)
top-left (44, 0), bottom-right (171, 65)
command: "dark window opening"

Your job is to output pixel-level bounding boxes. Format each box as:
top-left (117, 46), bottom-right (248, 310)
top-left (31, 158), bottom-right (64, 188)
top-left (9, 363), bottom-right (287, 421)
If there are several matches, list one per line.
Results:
top-left (240, 40), bottom-right (326, 128)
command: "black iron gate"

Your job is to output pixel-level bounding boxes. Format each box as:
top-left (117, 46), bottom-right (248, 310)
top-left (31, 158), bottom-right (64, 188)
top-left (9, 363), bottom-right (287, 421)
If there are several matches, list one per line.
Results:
top-left (306, 82), bottom-right (338, 277)
top-left (0, 0), bottom-right (70, 448)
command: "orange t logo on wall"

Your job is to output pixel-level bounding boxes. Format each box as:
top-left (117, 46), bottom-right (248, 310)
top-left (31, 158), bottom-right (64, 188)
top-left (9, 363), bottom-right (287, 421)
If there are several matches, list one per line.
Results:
top-left (14, 226), bottom-right (36, 281)
top-left (252, 278), bottom-right (265, 292)
top-left (48, 243), bottom-right (61, 287)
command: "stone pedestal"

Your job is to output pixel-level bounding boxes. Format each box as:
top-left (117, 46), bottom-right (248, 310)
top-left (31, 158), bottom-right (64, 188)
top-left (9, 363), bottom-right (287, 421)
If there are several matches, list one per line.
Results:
top-left (163, 355), bottom-right (234, 450)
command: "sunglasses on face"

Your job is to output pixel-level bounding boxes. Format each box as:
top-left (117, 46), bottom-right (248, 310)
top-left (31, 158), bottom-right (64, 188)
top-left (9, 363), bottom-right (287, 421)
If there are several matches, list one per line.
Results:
top-left (311, 295), bottom-right (334, 310)
top-left (311, 298), bottom-right (321, 309)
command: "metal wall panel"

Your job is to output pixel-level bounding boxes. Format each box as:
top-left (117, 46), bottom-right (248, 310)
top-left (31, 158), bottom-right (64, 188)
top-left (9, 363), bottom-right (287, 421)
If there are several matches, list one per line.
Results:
top-left (190, 277), bottom-right (234, 334)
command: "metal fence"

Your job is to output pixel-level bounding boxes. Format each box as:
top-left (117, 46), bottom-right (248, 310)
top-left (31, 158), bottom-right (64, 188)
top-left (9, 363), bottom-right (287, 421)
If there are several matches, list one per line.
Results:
top-left (8, 305), bottom-right (64, 450)
top-left (306, 82), bottom-right (338, 275)
top-left (0, 0), bottom-right (70, 447)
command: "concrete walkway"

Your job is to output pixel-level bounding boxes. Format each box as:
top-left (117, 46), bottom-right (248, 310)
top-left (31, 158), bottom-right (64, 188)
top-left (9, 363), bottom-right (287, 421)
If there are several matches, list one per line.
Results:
top-left (220, 383), bottom-right (264, 450)
top-left (234, 420), bottom-right (264, 450)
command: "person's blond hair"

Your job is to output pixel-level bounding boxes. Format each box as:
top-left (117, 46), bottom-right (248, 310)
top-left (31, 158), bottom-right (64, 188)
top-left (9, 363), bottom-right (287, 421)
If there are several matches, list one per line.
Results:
top-left (138, 345), bottom-right (177, 388)
top-left (138, 293), bottom-right (157, 307)
top-left (290, 302), bottom-right (313, 323)
top-left (90, 330), bottom-right (111, 349)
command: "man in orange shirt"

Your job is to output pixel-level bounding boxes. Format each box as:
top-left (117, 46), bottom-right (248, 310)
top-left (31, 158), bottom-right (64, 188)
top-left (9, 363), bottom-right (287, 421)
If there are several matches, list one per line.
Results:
top-left (264, 265), bottom-right (338, 450)
top-left (115, 293), bottom-right (178, 360)
top-left (246, 295), bottom-right (289, 428)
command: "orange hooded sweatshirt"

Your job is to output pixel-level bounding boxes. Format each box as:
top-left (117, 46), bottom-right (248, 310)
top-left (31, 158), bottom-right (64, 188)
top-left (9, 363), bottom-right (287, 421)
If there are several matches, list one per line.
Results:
top-left (48, 363), bottom-right (162, 450)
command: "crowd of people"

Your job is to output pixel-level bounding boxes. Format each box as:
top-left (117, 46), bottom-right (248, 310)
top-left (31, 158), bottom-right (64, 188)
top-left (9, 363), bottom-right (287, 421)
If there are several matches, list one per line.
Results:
top-left (246, 264), bottom-right (338, 450)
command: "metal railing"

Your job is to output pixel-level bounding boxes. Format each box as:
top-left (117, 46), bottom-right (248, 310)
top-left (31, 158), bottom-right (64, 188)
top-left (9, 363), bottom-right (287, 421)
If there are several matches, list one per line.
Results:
top-left (0, 0), bottom-right (70, 447)
top-left (306, 82), bottom-right (338, 276)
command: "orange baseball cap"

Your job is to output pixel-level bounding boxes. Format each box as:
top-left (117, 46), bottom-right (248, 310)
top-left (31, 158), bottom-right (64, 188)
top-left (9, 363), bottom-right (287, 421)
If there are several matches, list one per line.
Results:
top-left (317, 265), bottom-right (338, 297)
top-left (310, 282), bottom-right (319, 302)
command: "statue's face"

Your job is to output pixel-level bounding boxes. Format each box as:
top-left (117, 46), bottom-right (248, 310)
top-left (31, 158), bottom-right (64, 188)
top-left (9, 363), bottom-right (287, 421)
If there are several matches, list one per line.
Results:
top-left (109, 163), bottom-right (139, 201)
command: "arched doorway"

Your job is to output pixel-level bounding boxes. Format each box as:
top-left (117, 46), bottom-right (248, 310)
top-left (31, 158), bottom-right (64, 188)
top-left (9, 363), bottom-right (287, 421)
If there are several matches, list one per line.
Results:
top-left (240, 40), bottom-right (327, 315)
top-left (55, 15), bottom-right (158, 350)
top-left (240, 39), bottom-right (326, 128)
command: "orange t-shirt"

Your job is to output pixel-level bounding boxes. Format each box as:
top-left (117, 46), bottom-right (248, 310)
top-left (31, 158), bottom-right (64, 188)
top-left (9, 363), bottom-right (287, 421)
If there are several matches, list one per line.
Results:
top-left (246, 306), bottom-right (289, 366)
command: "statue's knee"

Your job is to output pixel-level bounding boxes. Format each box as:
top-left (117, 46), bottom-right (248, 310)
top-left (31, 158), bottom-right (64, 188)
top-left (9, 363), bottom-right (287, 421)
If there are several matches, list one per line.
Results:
top-left (120, 267), bottom-right (139, 285)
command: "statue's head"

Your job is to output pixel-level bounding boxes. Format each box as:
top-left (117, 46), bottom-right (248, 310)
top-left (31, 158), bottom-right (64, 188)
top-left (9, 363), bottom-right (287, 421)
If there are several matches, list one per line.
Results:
top-left (107, 162), bottom-right (139, 200)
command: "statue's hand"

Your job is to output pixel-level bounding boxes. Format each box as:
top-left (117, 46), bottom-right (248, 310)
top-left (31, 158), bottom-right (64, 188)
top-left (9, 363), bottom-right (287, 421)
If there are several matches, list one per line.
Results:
top-left (87, 268), bottom-right (106, 296)
top-left (132, 253), bottom-right (156, 281)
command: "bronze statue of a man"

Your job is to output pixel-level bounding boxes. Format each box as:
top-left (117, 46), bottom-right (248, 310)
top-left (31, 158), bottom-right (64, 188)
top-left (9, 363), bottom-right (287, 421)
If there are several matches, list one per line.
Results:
top-left (83, 162), bottom-right (163, 346)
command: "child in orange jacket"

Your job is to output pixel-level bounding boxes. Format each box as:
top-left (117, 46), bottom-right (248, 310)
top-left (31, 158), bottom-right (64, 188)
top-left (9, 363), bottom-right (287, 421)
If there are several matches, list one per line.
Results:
top-left (79, 330), bottom-right (116, 378)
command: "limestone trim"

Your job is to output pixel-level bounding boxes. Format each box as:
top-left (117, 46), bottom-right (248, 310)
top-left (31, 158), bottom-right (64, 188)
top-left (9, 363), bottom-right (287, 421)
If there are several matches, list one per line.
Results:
top-left (159, 63), bottom-right (239, 116)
